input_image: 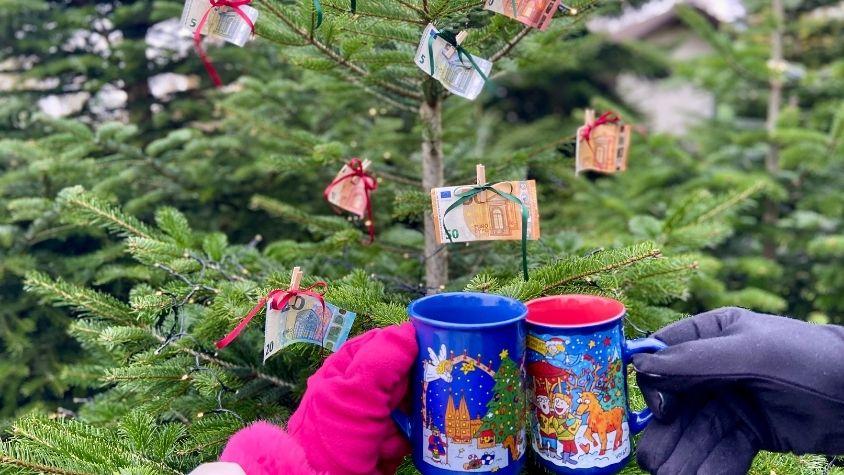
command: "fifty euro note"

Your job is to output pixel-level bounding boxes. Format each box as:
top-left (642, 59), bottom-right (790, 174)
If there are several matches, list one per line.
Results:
top-left (430, 180), bottom-right (541, 244)
top-left (414, 23), bottom-right (492, 101)
top-left (484, 0), bottom-right (562, 30)
top-left (263, 294), bottom-right (355, 362)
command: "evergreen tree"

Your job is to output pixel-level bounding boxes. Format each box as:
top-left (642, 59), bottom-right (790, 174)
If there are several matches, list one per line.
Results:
top-left (0, 0), bottom-right (839, 474)
top-left (641, 1), bottom-right (844, 325)
top-left (477, 351), bottom-right (524, 461)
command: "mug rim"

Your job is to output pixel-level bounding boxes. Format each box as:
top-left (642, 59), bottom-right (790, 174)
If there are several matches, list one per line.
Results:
top-left (525, 294), bottom-right (626, 328)
top-left (408, 291), bottom-right (527, 329)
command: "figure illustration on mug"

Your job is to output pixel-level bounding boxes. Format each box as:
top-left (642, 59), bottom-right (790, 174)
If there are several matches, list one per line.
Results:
top-left (527, 330), bottom-right (630, 468)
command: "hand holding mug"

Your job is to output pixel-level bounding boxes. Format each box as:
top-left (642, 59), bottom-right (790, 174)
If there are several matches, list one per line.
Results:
top-left (194, 323), bottom-right (417, 475)
top-left (633, 307), bottom-right (844, 474)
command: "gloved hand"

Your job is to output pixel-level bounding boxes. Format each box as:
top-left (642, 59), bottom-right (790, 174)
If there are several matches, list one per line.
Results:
top-left (632, 307), bottom-right (844, 475)
top-left (215, 322), bottom-right (417, 475)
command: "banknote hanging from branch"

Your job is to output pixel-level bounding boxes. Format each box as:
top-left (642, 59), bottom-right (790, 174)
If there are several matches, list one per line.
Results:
top-left (484, 0), bottom-right (562, 30)
top-left (414, 25), bottom-right (492, 100)
top-left (324, 158), bottom-right (378, 243)
top-left (180, 0), bottom-right (259, 87)
top-left (215, 267), bottom-right (356, 361)
top-left (430, 164), bottom-right (541, 280)
top-left (575, 109), bottom-right (632, 175)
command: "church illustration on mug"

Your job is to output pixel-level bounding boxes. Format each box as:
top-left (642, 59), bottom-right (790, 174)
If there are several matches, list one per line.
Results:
top-left (420, 344), bottom-right (527, 472)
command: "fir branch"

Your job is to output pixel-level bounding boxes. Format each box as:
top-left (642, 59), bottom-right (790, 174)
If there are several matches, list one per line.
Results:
top-left (255, 0), bottom-right (424, 102)
top-left (0, 456), bottom-right (90, 475)
top-left (249, 194), bottom-right (355, 236)
top-left (439, 0), bottom-right (484, 17)
top-left (56, 187), bottom-right (157, 240)
top-left (322, 1), bottom-right (425, 25)
top-left (489, 25), bottom-right (532, 62)
top-left (24, 272), bottom-right (135, 325)
top-left (339, 27), bottom-right (418, 46)
top-left (392, 0), bottom-right (426, 17)
top-left (537, 247), bottom-right (663, 298)
top-left (375, 168), bottom-right (423, 187)
top-left (182, 344), bottom-right (297, 390)
top-left (695, 181), bottom-right (765, 224)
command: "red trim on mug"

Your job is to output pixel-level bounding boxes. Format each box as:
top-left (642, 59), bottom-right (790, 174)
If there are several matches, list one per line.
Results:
top-left (526, 294), bottom-right (625, 328)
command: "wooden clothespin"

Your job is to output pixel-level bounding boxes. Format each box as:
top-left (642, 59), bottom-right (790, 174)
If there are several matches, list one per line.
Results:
top-left (584, 108), bottom-right (595, 126)
top-left (361, 159), bottom-right (372, 170)
top-left (476, 163), bottom-right (487, 203)
top-left (289, 266), bottom-right (303, 291)
top-left (456, 31), bottom-right (468, 45)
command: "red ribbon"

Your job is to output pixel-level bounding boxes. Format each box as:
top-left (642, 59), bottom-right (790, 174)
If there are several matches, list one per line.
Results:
top-left (323, 158), bottom-right (378, 244)
top-left (215, 282), bottom-right (327, 349)
top-left (193, 0), bottom-right (255, 88)
top-left (579, 111), bottom-right (620, 146)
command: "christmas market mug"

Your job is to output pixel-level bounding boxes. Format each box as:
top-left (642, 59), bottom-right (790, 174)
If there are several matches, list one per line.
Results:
top-left (524, 295), bottom-right (667, 474)
top-left (393, 292), bottom-right (528, 474)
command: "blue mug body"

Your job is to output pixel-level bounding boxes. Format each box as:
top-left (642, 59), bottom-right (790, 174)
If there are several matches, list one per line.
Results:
top-left (525, 295), bottom-right (666, 475)
top-left (393, 292), bottom-right (527, 475)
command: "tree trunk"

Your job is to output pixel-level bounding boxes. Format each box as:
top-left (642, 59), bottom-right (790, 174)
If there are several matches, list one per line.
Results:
top-left (763, 0), bottom-right (784, 259)
top-left (420, 93), bottom-right (447, 291)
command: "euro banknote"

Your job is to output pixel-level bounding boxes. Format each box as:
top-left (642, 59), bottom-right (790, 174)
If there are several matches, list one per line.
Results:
top-left (180, 0), bottom-right (258, 47)
top-left (414, 23), bottom-right (492, 100)
top-left (430, 180), bottom-right (541, 244)
top-left (484, 0), bottom-right (561, 30)
top-left (325, 162), bottom-right (368, 217)
top-left (263, 294), bottom-right (355, 361)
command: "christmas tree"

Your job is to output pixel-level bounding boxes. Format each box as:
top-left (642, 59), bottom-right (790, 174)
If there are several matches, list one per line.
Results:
top-left (0, 0), bottom-right (839, 473)
top-left (477, 350), bottom-right (524, 461)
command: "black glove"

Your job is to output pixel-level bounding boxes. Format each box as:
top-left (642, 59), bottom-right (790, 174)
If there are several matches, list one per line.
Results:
top-left (632, 307), bottom-right (844, 475)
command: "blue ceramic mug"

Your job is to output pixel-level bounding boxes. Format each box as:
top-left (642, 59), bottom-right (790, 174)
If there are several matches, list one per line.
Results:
top-left (524, 295), bottom-right (667, 474)
top-left (393, 292), bottom-right (527, 474)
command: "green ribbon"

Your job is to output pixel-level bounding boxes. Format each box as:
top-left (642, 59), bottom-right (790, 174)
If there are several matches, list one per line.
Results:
top-left (350, 0), bottom-right (356, 13)
top-left (312, 0), bottom-right (323, 28)
top-left (426, 31), bottom-right (489, 83)
top-left (442, 183), bottom-right (530, 281)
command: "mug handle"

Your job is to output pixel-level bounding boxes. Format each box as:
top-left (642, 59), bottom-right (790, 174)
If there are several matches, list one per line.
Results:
top-left (622, 337), bottom-right (667, 434)
top-left (392, 409), bottom-right (412, 439)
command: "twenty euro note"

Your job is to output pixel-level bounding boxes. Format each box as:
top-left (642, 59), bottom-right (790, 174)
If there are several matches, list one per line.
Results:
top-left (263, 294), bottom-right (355, 362)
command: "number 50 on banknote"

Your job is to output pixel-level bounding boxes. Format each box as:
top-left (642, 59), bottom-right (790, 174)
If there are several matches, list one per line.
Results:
top-left (430, 180), bottom-right (541, 244)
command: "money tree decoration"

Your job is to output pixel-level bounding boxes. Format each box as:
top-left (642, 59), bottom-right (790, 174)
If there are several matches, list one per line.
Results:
top-left (181, 0), bottom-right (260, 87)
top-left (575, 109), bottom-right (632, 175)
top-left (216, 266), bottom-right (356, 360)
top-left (241, 0), bottom-right (597, 290)
top-left (431, 164), bottom-right (540, 280)
top-left (324, 158), bottom-right (379, 243)
top-left (477, 350), bottom-right (526, 461)
top-left (0, 188), bottom-right (764, 473)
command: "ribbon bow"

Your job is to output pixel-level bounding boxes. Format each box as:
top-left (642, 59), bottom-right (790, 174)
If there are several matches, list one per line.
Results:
top-left (442, 183), bottom-right (530, 281)
top-left (426, 30), bottom-right (489, 83)
top-left (194, 0), bottom-right (255, 88)
top-left (579, 111), bottom-right (620, 146)
top-left (323, 158), bottom-right (378, 244)
top-left (215, 282), bottom-right (327, 349)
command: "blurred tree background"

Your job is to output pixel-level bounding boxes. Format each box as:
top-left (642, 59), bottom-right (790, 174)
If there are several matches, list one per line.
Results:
top-left (0, 0), bottom-right (841, 473)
